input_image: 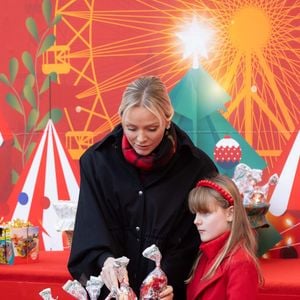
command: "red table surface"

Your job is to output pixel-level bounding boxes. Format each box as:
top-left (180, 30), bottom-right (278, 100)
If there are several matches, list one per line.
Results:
top-left (257, 258), bottom-right (300, 300)
top-left (1, 251), bottom-right (300, 299)
top-left (0, 250), bottom-right (74, 299)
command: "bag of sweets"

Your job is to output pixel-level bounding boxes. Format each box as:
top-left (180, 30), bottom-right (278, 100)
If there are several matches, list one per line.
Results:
top-left (140, 244), bottom-right (167, 300)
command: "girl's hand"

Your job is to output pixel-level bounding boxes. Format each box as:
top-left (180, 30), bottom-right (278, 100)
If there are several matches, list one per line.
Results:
top-left (159, 285), bottom-right (174, 300)
top-left (100, 257), bottom-right (119, 291)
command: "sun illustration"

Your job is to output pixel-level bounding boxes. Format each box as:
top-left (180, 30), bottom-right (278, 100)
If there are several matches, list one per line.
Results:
top-left (50, 0), bottom-right (299, 167)
top-left (229, 6), bottom-right (271, 52)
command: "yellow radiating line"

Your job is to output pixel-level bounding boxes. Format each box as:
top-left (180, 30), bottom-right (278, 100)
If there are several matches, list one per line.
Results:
top-left (100, 49), bottom-right (177, 90)
top-left (56, 0), bottom-right (78, 14)
top-left (62, 17), bottom-right (90, 48)
top-left (68, 63), bottom-right (95, 87)
top-left (251, 93), bottom-right (290, 140)
top-left (74, 57), bottom-right (92, 86)
top-left (223, 88), bottom-right (248, 119)
top-left (244, 52), bottom-right (253, 145)
top-left (221, 52), bottom-right (242, 92)
top-left (94, 114), bottom-right (120, 137)
top-left (78, 44), bottom-right (178, 99)
top-left (72, 35), bottom-right (168, 56)
top-left (256, 50), bottom-right (295, 132)
top-left (77, 106), bottom-right (108, 120)
top-left (257, 150), bottom-right (282, 157)
top-left (89, 6), bottom-right (114, 132)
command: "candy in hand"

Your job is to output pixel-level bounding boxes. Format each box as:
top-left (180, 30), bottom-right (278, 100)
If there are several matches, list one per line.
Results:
top-left (140, 244), bottom-right (167, 300)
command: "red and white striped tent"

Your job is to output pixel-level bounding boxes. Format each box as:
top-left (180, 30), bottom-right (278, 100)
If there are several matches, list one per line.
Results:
top-left (4, 119), bottom-right (79, 250)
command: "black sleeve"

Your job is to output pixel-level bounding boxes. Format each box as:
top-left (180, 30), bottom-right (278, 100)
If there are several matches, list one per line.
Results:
top-left (67, 151), bottom-right (116, 284)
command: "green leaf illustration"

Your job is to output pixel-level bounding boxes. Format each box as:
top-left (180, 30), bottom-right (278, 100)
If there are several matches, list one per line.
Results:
top-left (24, 73), bottom-right (35, 88)
top-left (26, 108), bottom-right (39, 132)
top-left (23, 84), bottom-right (36, 108)
top-left (25, 17), bottom-right (39, 42)
top-left (52, 14), bottom-right (62, 26)
top-left (9, 57), bottom-right (19, 84)
top-left (25, 142), bottom-right (36, 162)
top-left (37, 34), bottom-right (55, 57)
top-left (11, 169), bottom-right (19, 184)
top-left (49, 72), bottom-right (57, 82)
top-left (22, 51), bottom-right (35, 75)
top-left (39, 72), bottom-right (57, 95)
top-left (12, 134), bottom-right (22, 152)
top-left (35, 108), bottom-right (62, 131)
top-left (6, 93), bottom-right (23, 115)
top-left (50, 108), bottom-right (62, 123)
top-left (42, 0), bottom-right (52, 26)
top-left (0, 73), bottom-right (10, 85)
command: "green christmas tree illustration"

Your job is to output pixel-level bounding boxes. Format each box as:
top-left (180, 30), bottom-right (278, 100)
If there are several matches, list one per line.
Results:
top-left (170, 67), bottom-right (266, 175)
top-left (169, 66), bottom-right (281, 256)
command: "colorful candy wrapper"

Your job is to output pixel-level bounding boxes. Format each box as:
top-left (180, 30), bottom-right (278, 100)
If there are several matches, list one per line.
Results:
top-left (140, 244), bottom-right (167, 300)
top-left (63, 279), bottom-right (88, 300)
top-left (86, 275), bottom-right (104, 300)
top-left (39, 288), bottom-right (58, 300)
top-left (105, 256), bottom-right (137, 300)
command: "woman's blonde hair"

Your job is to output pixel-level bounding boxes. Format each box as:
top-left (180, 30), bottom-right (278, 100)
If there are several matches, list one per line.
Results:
top-left (118, 76), bottom-right (174, 124)
top-left (187, 174), bottom-right (263, 284)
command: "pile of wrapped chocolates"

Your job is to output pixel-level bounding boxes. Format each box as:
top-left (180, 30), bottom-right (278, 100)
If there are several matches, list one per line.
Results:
top-left (39, 244), bottom-right (167, 300)
top-left (232, 163), bottom-right (279, 228)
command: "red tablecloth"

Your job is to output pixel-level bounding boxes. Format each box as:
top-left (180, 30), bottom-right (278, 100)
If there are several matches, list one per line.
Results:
top-left (258, 258), bottom-right (300, 300)
top-left (0, 250), bottom-right (74, 299)
top-left (1, 251), bottom-right (300, 299)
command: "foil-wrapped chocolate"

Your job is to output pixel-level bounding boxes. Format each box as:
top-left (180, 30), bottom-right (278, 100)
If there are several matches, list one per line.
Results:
top-left (39, 288), bottom-right (57, 300)
top-left (63, 279), bottom-right (88, 300)
top-left (233, 163), bottom-right (279, 228)
top-left (233, 163), bottom-right (278, 205)
top-left (86, 275), bottom-right (104, 300)
top-left (140, 244), bottom-right (167, 300)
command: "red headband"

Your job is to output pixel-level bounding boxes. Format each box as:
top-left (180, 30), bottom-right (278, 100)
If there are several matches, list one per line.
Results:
top-left (196, 179), bottom-right (234, 206)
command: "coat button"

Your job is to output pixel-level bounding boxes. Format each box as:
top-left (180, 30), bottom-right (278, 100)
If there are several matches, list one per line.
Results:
top-left (138, 190), bottom-right (143, 196)
top-left (135, 226), bottom-right (140, 231)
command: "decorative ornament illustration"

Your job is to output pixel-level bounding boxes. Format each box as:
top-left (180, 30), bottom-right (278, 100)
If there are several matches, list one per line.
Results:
top-left (214, 136), bottom-right (241, 169)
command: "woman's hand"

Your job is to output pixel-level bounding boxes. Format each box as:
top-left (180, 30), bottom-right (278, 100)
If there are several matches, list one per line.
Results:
top-left (100, 257), bottom-right (119, 291)
top-left (159, 285), bottom-right (174, 300)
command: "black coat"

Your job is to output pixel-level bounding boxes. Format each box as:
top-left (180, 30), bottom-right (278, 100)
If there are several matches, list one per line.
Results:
top-left (68, 123), bottom-right (218, 299)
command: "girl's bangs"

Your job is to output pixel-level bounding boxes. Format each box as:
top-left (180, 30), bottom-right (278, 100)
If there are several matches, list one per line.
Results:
top-left (189, 188), bottom-right (214, 213)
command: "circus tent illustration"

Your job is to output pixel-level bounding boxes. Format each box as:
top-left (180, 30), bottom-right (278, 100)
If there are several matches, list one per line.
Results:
top-left (3, 119), bottom-right (79, 251)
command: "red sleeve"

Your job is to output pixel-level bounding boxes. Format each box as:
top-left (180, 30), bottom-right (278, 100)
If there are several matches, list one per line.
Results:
top-left (226, 258), bottom-right (259, 300)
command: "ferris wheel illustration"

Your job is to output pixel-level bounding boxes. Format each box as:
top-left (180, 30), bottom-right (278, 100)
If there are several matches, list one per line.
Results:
top-left (42, 0), bottom-right (299, 166)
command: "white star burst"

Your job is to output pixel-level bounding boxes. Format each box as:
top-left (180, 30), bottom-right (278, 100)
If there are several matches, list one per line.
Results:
top-left (176, 17), bottom-right (214, 68)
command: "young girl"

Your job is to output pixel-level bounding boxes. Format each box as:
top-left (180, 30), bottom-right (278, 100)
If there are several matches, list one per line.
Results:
top-left (186, 174), bottom-right (263, 300)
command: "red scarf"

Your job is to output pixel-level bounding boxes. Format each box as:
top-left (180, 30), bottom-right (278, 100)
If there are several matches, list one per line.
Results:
top-left (122, 125), bottom-right (177, 171)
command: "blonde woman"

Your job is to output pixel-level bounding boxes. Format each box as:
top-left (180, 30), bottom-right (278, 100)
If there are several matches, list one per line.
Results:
top-left (68, 76), bottom-right (218, 299)
top-left (187, 174), bottom-right (263, 300)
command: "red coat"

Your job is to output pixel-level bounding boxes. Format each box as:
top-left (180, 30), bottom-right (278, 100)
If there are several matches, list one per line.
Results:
top-left (187, 232), bottom-right (258, 300)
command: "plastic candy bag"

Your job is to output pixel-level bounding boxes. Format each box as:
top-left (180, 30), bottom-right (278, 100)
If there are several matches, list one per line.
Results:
top-left (140, 244), bottom-right (167, 300)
